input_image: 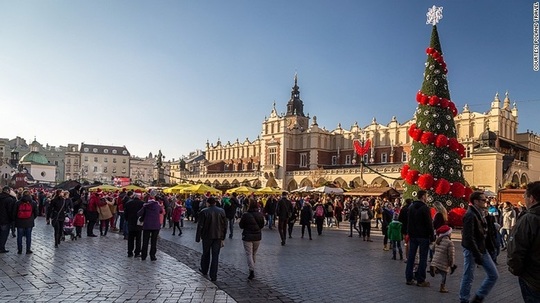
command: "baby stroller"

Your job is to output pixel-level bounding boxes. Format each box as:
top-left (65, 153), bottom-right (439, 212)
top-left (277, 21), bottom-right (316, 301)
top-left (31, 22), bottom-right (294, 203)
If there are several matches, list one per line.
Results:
top-left (63, 215), bottom-right (76, 241)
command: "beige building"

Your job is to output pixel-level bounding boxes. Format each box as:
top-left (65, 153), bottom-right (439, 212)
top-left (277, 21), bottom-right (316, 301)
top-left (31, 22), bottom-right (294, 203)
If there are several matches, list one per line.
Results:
top-left (64, 144), bottom-right (81, 181)
top-left (130, 155), bottom-right (155, 185)
top-left (177, 76), bottom-right (539, 193)
top-left (80, 144), bottom-right (130, 184)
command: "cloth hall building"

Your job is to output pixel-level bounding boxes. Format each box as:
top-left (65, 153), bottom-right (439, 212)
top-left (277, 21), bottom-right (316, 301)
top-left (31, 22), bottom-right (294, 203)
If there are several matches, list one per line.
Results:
top-left (176, 76), bottom-right (540, 193)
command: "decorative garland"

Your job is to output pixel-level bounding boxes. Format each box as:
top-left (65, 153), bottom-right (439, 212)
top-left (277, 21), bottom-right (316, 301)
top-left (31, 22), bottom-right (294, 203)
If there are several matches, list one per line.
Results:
top-left (360, 161), bottom-right (403, 181)
top-left (415, 91), bottom-right (458, 117)
top-left (408, 123), bottom-right (466, 158)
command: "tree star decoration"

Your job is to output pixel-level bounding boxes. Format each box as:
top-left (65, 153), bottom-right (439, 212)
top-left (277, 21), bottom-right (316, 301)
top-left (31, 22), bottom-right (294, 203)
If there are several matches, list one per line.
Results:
top-left (426, 5), bottom-right (443, 26)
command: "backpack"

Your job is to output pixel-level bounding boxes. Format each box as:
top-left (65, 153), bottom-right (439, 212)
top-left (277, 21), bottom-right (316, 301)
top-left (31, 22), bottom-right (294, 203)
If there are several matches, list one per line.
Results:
top-left (18, 202), bottom-right (33, 219)
top-left (360, 209), bottom-right (369, 221)
top-left (315, 205), bottom-right (325, 217)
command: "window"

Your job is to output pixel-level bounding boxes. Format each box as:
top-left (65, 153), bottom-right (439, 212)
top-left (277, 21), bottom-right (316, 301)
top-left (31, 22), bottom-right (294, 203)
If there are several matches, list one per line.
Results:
top-left (122, 159), bottom-right (126, 164)
top-left (381, 153), bottom-right (388, 163)
top-left (94, 157), bottom-right (98, 162)
top-left (104, 157), bottom-right (108, 163)
top-left (122, 168), bottom-right (126, 174)
top-left (363, 154), bottom-right (369, 163)
top-left (345, 155), bottom-right (351, 165)
top-left (112, 168), bottom-right (117, 173)
top-left (66, 166), bottom-right (70, 172)
top-left (402, 152), bottom-right (408, 162)
top-left (74, 159), bottom-right (79, 165)
top-left (41, 171), bottom-right (46, 177)
top-left (93, 148), bottom-right (98, 153)
top-left (67, 159), bottom-right (71, 164)
top-left (122, 150), bottom-right (127, 155)
top-left (300, 153), bottom-right (308, 168)
top-left (54, 160), bottom-right (59, 166)
top-left (104, 149), bottom-right (109, 153)
top-left (332, 156), bottom-right (337, 166)
top-left (466, 146), bottom-right (472, 158)
top-left (93, 166), bottom-right (98, 172)
top-left (103, 167), bottom-right (108, 173)
top-left (269, 147), bottom-right (277, 165)
top-left (84, 147), bottom-right (89, 152)
top-left (84, 156), bottom-right (88, 162)
top-left (113, 158), bottom-right (117, 163)
top-left (112, 150), bottom-right (117, 154)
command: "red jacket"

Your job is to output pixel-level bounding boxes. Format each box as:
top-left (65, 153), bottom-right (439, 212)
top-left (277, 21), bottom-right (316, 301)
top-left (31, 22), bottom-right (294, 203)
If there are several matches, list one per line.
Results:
top-left (172, 205), bottom-right (184, 222)
top-left (73, 213), bottom-right (86, 227)
top-left (88, 194), bottom-right (100, 212)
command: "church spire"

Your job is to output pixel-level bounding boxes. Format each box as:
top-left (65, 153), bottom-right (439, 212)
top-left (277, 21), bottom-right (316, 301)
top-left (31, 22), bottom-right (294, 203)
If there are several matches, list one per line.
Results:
top-left (286, 73), bottom-right (305, 117)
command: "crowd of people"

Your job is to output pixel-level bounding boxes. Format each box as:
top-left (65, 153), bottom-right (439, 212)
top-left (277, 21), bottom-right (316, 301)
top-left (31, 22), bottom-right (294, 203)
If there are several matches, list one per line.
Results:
top-left (1, 182), bottom-right (539, 302)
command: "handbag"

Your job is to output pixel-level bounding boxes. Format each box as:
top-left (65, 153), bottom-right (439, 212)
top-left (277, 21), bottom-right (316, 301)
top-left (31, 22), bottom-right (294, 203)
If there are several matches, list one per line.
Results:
top-left (137, 216), bottom-right (144, 226)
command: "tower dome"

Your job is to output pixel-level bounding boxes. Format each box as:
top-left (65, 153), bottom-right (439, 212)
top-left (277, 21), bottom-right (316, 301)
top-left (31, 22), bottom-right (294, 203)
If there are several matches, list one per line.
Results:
top-left (478, 127), bottom-right (497, 148)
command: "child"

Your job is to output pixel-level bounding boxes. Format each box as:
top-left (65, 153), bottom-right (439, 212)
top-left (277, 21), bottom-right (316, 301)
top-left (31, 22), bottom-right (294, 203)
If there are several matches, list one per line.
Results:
top-left (429, 225), bottom-right (457, 293)
top-left (387, 213), bottom-right (403, 260)
top-left (73, 209), bottom-right (86, 239)
top-left (171, 201), bottom-right (184, 236)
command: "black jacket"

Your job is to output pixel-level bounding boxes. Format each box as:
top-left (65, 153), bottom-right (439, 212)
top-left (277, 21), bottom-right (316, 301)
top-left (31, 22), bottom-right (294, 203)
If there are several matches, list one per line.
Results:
top-left (264, 198), bottom-right (277, 215)
top-left (196, 205), bottom-right (227, 241)
top-left (124, 197), bottom-right (144, 231)
top-left (398, 203), bottom-right (410, 235)
top-left (224, 196), bottom-right (240, 219)
top-left (300, 204), bottom-right (313, 225)
top-left (407, 200), bottom-right (434, 239)
top-left (461, 205), bottom-right (488, 259)
top-left (0, 192), bottom-right (16, 225)
top-left (13, 195), bottom-right (38, 228)
top-left (239, 210), bottom-right (265, 242)
top-left (47, 197), bottom-right (67, 223)
top-left (507, 203), bottom-right (540, 292)
top-left (276, 197), bottom-right (293, 220)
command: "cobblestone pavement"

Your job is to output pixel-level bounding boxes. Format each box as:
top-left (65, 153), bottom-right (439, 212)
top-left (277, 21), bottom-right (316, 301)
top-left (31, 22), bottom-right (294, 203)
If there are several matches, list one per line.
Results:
top-left (1, 217), bottom-right (522, 303)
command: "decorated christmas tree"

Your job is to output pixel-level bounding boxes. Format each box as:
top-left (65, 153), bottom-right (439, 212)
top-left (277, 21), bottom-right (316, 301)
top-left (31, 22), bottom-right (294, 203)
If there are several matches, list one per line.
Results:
top-left (401, 6), bottom-right (472, 211)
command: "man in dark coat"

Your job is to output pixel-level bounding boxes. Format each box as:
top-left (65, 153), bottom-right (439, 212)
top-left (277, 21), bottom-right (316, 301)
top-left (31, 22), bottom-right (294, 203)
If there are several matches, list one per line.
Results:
top-left (224, 193), bottom-right (240, 239)
top-left (508, 181), bottom-right (540, 302)
top-left (0, 186), bottom-right (16, 253)
top-left (124, 191), bottom-right (144, 258)
top-left (196, 197), bottom-right (227, 282)
top-left (405, 190), bottom-right (434, 287)
top-left (276, 192), bottom-right (293, 246)
top-left (459, 191), bottom-right (499, 303)
top-left (264, 196), bottom-right (277, 230)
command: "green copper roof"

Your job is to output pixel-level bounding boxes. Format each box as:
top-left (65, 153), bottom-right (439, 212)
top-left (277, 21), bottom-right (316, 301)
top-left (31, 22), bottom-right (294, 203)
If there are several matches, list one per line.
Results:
top-left (20, 151), bottom-right (49, 165)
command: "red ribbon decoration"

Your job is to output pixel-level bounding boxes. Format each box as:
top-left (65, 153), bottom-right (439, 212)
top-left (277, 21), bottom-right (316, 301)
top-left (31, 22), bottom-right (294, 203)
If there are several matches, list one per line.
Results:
top-left (353, 139), bottom-right (371, 156)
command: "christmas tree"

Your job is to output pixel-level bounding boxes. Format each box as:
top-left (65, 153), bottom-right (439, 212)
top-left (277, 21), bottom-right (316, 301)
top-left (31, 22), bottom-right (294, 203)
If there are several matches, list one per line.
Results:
top-left (401, 6), bottom-right (472, 210)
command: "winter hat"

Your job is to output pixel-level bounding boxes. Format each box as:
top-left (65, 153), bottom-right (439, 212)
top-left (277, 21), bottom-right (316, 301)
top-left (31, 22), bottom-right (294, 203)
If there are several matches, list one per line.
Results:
top-left (362, 201), bottom-right (369, 207)
top-left (436, 225), bottom-right (452, 237)
top-left (78, 209), bottom-right (84, 213)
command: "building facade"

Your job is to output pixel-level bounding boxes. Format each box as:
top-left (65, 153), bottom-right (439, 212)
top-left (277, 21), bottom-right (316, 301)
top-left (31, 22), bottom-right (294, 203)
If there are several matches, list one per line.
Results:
top-left (179, 76), bottom-right (540, 193)
top-left (79, 144), bottom-right (131, 184)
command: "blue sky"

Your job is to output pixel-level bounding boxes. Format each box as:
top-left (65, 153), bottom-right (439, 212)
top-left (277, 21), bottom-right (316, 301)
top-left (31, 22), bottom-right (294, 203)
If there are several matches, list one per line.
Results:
top-left (1, 1), bottom-right (539, 160)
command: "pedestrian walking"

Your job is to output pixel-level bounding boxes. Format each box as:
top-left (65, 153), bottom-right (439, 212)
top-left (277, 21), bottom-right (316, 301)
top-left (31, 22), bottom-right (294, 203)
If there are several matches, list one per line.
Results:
top-left (13, 191), bottom-right (38, 254)
top-left (264, 195), bottom-right (277, 230)
top-left (359, 200), bottom-right (373, 242)
top-left (0, 186), bottom-right (16, 253)
top-left (86, 191), bottom-right (100, 237)
top-left (196, 197), bottom-right (227, 281)
top-left (313, 200), bottom-right (326, 236)
top-left (398, 198), bottom-right (413, 262)
top-left (137, 190), bottom-right (163, 261)
top-left (459, 191), bottom-right (499, 303)
top-left (47, 189), bottom-right (68, 248)
top-left (239, 198), bottom-right (265, 280)
top-left (499, 201), bottom-right (516, 250)
top-left (334, 199), bottom-right (343, 229)
top-left (405, 190), bottom-right (434, 287)
top-left (276, 192), bottom-right (293, 246)
top-left (171, 200), bottom-right (183, 236)
top-left (124, 190), bottom-right (144, 258)
top-left (97, 196), bottom-right (114, 236)
top-left (224, 193), bottom-right (240, 239)
top-left (507, 181), bottom-right (540, 302)
top-left (382, 202), bottom-right (394, 251)
top-left (348, 201), bottom-right (360, 237)
top-left (429, 225), bottom-right (456, 293)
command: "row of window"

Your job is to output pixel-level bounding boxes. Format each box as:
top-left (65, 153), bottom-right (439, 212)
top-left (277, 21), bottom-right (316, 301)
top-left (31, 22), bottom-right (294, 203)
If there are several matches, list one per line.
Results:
top-left (82, 147), bottom-right (128, 155)
top-left (299, 152), bottom-right (409, 168)
top-left (82, 156), bottom-right (127, 163)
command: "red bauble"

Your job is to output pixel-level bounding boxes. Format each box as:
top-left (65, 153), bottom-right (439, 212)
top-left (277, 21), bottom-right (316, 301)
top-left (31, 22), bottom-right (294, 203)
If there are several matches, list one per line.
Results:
top-left (416, 91), bottom-right (423, 103)
top-left (435, 134), bottom-right (448, 148)
top-left (450, 182), bottom-right (465, 198)
top-left (439, 98), bottom-right (449, 108)
top-left (421, 131), bottom-right (435, 145)
top-left (449, 102), bottom-right (458, 116)
top-left (448, 207), bottom-right (466, 227)
top-left (426, 47), bottom-right (434, 54)
top-left (406, 170), bottom-right (420, 185)
top-left (457, 144), bottom-right (466, 158)
top-left (429, 96), bottom-right (440, 106)
top-left (448, 138), bottom-right (460, 151)
top-left (434, 178), bottom-right (451, 195)
top-left (401, 164), bottom-right (410, 179)
top-left (408, 124), bottom-right (417, 137)
top-left (417, 174), bottom-right (435, 190)
top-left (413, 129), bottom-right (424, 142)
top-left (421, 95), bottom-right (429, 105)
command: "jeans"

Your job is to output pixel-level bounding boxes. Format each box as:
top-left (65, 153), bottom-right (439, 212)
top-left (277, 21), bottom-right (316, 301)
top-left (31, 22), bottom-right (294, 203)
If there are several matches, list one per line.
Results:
top-left (500, 228), bottom-right (510, 248)
top-left (0, 224), bottom-right (10, 251)
top-left (16, 227), bottom-right (32, 252)
top-left (519, 277), bottom-right (540, 302)
top-left (315, 217), bottom-right (324, 235)
top-left (301, 224), bottom-right (312, 239)
top-left (242, 240), bottom-right (260, 271)
top-left (267, 214), bottom-right (275, 229)
top-left (201, 238), bottom-right (222, 280)
top-left (360, 222), bottom-right (371, 238)
top-left (52, 220), bottom-right (64, 246)
top-left (349, 220), bottom-right (359, 236)
top-left (405, 237), bottom-right (430, 283)
top-left (228, 218), bottom-right (234, 237)
top-left (141, 229), bottom-right (159, 260)
top-left (391, 240), bottom-right (403, 258)
top-left (459, 248), bottom-right (499, 302)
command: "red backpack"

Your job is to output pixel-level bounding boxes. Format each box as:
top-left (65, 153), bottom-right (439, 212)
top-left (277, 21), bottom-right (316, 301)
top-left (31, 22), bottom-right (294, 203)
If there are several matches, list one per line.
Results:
top-left (18, 202), bottom-right (33, 219)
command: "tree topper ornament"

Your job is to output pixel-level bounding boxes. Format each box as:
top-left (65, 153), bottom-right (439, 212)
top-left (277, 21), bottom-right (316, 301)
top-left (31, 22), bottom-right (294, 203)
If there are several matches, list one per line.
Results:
top-left (426, 5), bottom-right (443, 26)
